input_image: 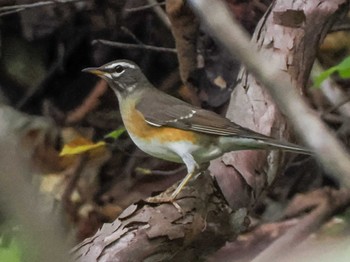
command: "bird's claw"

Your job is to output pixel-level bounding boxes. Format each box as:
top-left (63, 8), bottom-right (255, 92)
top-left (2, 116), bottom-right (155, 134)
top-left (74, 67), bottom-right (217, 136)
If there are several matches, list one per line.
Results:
top-left (145, 195), bottom-right (183, 213)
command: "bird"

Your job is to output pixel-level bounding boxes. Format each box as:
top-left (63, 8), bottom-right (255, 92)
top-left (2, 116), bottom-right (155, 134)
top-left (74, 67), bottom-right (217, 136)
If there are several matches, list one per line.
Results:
top-left (83, 59), bottom-right (312, 201)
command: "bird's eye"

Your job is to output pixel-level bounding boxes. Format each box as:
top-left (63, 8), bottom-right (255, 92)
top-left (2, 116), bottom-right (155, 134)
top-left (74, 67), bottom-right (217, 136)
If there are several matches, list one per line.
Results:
top-left (115, 65), bottom-right (124, 73)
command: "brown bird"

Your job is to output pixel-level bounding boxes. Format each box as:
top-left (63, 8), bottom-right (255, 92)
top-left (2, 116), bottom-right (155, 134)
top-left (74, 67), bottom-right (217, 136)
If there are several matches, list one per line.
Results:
top-left (83, 60), bottom-right (311, 200)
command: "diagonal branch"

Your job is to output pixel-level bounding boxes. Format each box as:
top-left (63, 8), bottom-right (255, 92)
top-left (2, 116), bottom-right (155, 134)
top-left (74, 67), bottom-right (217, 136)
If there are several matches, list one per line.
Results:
top-left (189, 0), bottom-right (350, 190)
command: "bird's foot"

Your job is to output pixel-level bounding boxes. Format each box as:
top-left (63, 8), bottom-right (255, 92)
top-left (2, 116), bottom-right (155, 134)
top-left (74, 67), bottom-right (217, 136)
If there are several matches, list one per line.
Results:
top-left (146, 194), bottom-right (182, 213)
top-left (145, 171), bottom-right (201, 212)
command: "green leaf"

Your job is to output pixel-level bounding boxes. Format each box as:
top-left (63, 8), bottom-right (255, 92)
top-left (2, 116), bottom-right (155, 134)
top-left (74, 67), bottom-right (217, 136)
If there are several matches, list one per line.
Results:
top-left (314, 56), bottom-right (350, 87)
top-left (314, 67), bottom-right (336, 87)
top-left (0, 239), bottom-right (22, 262)
top-left (104, 127), bottom-right (126, 140)
top-left (335, 56), bottom-right (350, 70)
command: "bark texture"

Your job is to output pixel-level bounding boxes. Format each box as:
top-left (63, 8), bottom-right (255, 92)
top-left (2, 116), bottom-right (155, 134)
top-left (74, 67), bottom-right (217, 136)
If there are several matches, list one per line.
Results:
top-left (72, 174), bottom-right (242, 261)
top-left (209, 0), bottom-right (348, 209)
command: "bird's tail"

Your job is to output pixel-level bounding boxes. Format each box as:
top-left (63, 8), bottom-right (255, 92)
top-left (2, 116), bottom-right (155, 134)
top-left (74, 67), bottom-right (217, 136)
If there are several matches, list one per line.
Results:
top-left (219, 136), bottom-right (312, 155)
top-left (261, 140), bottom-right (312, 155)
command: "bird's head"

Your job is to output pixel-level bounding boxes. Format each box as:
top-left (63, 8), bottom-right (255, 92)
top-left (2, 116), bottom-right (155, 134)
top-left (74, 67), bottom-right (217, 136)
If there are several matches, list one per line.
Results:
top-left (82, 60), bottom-right (147, 97)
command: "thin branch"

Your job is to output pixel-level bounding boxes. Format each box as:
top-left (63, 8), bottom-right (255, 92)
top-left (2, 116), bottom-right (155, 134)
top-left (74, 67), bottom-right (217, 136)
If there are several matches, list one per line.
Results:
top-left (92, 39), bottom-right (177, 53)
top-left (0, 0), bottom-right (86, 17)
top-left (0, 8), bottom-right (25, 17)
top-left (147, 0), bottom-right (171, 29)
top-left (120, 26), bottom-right (144, 45)
top-left (135, 166), bottom-right (185, 176)
top-left (188, 0), bottom-right (350, 188)
top-left (330, 22), bottom-right (350, 32)
top-left (125, 1), bottom-right (166, 12)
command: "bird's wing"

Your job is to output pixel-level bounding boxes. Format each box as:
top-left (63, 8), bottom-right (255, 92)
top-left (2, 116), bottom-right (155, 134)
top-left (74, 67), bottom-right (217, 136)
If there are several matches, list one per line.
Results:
top-left (135, 91), bottom-right (272, 141)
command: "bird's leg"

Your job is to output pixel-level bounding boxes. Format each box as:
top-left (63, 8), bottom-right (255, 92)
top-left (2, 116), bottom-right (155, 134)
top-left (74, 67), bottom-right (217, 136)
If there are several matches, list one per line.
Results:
top-left (146, 153), bottom-right (200, 204)
top-left (170, 170), bottom-right (196, 199)
top-left (170, 152), bottom-right (200, 200)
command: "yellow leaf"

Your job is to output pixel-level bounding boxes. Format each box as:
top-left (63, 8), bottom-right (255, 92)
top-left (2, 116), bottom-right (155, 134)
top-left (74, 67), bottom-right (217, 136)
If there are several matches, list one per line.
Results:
top-left (60, 138), bottom-right (106, 156)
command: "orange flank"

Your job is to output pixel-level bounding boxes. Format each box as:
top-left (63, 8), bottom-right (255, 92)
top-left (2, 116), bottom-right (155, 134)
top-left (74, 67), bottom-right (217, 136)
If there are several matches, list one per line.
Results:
top-left (118, 97), bottom-right (221, 164)
top-left (121, 99), bottom-right (198, 144)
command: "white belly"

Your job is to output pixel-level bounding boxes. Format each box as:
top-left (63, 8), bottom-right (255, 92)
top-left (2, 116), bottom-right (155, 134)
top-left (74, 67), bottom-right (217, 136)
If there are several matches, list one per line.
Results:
top-left (128, 133), bottom-right (193, 163)
top-left (128, 132), bottom-right (223, 164)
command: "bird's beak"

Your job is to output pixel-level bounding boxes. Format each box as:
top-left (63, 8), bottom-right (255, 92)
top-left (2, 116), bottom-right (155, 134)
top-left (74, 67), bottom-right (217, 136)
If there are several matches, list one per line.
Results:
top-left (82, 67), bottom-right (105, 76)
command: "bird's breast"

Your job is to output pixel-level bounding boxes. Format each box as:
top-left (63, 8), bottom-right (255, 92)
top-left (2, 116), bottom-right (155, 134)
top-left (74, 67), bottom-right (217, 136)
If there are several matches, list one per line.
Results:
top-left (120, 98), bottom-right (198, 143)
top-left (118, 98), bottom-right (224, 164)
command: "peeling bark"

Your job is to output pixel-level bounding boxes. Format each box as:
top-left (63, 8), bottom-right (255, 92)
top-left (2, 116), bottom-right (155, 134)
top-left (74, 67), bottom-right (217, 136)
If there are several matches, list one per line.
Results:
top-left (72, 174), bottom-right (243, 261)
top-left (209, 0), bottom-right (348, 209)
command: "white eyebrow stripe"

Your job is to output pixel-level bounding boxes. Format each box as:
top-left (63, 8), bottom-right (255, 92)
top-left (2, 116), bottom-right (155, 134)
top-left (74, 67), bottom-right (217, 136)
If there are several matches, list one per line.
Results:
top-left (105, 62), bottom-right (136, 69)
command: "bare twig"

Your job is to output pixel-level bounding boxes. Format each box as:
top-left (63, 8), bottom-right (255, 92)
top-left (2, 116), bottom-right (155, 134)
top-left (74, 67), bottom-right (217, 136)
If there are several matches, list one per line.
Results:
top-left (330, 22), bottom-right (350, 32)
top-left (92, 39), bottom-right (177, 53)
top-left (65, 79), bottom-right (108, 124)
top-left (147, 0), bottom-right (171, 29)
top-left (125, 1), bottom-right (166, 12)
top-left (135, 166), bottom-right (185, 176)
top-left (188, 0), bottom-right (350, 188)
top-left (0, 0), bottom-right (86, 17)
top-left (120, 26), bottom-right (144, 45)
top-left (0, 8), bottom-right (25, 17)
